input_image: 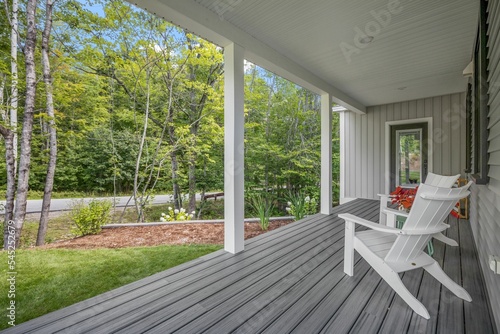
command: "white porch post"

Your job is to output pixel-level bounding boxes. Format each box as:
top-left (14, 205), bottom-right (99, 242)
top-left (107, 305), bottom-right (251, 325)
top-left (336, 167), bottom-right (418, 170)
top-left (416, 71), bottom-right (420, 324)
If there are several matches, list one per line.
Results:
top-left (321, 93), bottom-right (333, 214)
top-left (224, 43), bottom-right (245, 254)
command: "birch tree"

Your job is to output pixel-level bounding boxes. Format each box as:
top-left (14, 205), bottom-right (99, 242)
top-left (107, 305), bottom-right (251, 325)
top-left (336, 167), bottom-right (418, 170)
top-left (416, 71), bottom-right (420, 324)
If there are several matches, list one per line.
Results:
top-left (9, 0), bottom-right (18, 173)
top-left (1, 0), bottom-right (19, 248)
top-left (12, 0), bottom-right (38, 247)
top-left (36, 0), bottom-right (56, 245)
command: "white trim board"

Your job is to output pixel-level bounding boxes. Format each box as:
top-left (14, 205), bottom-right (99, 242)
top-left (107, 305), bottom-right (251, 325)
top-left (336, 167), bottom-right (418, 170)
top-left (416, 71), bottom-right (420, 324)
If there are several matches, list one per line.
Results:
top-left (384, 117), bottom-right (434, 194)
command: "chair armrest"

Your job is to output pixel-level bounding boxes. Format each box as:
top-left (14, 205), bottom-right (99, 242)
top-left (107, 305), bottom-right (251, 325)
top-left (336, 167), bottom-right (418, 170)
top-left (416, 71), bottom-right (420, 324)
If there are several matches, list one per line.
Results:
top-left (338, 213), bottom-right (404, 235)
top-left (382, 207), bottom-right (409, 218)
top-left (378, 193), bottom-right (395, 201)
top-left (401, 223), bottom-right (450, 235)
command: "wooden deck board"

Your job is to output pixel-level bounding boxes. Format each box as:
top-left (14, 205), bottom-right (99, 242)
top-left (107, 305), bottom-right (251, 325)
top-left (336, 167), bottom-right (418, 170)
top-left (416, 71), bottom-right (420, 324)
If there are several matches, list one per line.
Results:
top-left (378, 268), bottom-right (425, 333)
top-left (437, 216), bottom-right (464, 334)
top-left (406, 240), bottom-right (446, 334)
top-left (1, 199), bottom-right (495, 334)
top-left (459, 218), bottom-right (496, 334)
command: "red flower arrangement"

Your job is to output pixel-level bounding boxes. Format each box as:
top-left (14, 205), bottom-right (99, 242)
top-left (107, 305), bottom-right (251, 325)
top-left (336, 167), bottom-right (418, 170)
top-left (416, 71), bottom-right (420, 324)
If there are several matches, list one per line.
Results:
top-left (390, 186), bottom-right (418, 211)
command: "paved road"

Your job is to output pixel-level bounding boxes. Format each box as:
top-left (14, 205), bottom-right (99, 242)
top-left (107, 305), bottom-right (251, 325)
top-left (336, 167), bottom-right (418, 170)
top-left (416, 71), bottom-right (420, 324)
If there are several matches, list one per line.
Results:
top-left (0, 193), bottom-right (223, 214)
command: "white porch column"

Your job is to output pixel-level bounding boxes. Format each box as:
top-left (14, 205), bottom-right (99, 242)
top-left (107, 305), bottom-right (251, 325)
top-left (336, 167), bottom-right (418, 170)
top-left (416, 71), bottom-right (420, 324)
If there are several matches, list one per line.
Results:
top-left (224, 43), bottom-right (245, 254)
top-left (321, 93), bottom-right (333, 214)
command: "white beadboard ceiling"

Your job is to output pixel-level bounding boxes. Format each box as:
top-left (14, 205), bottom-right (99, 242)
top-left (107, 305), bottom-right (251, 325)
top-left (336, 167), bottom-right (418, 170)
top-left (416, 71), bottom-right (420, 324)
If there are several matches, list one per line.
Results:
top-left (141, 0), bottom-right (478, 107)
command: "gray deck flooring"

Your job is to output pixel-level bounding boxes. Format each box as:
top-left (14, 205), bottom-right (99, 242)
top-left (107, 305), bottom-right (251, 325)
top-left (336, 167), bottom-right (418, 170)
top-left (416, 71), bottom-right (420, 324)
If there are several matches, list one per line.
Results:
top-left (3, 199), bottom-right (496, 333)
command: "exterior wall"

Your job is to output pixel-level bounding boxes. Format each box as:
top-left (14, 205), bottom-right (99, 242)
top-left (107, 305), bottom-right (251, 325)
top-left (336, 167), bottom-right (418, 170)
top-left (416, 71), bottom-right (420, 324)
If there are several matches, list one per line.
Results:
top-left (342, 92), bottom-right (466, 200)
top-left (469, 0), bottom-right (500, 329)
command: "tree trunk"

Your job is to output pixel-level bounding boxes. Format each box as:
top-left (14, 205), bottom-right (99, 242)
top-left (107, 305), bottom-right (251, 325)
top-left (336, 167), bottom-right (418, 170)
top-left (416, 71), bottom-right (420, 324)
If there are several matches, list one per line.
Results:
top-left (37, 0), bottom-right (56, 246)
top-left (167, 90), bottom-right (182, 210)
top-left (0, 74), bottom-right (6, 121)
top-left (196, 158), bottom-right (207, 219)
top-left (10, 0), bottom-right (19, 175)
top-left (264, 75), bottom-right (276, 191)
top-left (187, 51), bottom-right (198, 215)
top-left (13, 0), bottom-right (38, 247)
top-left (187, 148), bottom-right (197, 214)
top-left (0, 127), bottom-right (16, 249)
top-left (133, 70), bottom-right (151, 223)
top-left (170, 150), bottom-right (182, 210)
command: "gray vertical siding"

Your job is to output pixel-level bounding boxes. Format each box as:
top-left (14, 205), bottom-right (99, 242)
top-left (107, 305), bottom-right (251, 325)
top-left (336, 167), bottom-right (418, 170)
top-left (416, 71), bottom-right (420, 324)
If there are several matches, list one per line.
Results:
top-left (343, 92), bottom-right (467, 200)
top-left (469, 0), bottom-right (500, 329)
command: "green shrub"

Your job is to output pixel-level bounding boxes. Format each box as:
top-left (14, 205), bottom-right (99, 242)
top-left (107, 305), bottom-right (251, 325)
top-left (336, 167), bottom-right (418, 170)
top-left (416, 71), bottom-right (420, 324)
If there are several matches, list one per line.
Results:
top-left (70, 200), bottom-right (112, 236)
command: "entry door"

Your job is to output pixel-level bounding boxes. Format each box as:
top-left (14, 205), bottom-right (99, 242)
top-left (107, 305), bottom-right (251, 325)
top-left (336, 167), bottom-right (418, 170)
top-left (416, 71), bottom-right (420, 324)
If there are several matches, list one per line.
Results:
top-left (390, 123), bottom-right (429, 190)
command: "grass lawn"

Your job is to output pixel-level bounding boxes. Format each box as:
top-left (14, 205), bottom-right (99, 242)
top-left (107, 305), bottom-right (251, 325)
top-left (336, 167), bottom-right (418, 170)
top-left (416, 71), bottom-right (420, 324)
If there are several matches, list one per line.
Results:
top-left (0, 244), bottom-right (221, 329)
top-left (20, 213), bottom-right (74, 247)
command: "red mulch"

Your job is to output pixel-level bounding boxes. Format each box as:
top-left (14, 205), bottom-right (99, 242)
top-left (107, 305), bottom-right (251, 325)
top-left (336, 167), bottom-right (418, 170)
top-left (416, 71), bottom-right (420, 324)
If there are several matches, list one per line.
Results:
top-left (42, 220), bottom-right (293, 249)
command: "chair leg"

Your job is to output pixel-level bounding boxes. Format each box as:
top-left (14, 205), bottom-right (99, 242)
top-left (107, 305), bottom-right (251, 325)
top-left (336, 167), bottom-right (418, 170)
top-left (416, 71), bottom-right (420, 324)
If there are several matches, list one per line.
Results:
top-left (376, 267), bottom-right (430, 319)
top-left (379, 201), bottom-right (387, 225)
top-left (433, 232), bottom-right (459, 247)
top-left (344, 221), bottom-right (355, 276)
top-left (423, 261), bottom-right (472, 302)
top-left (355, 242), bottom-right (430, 319)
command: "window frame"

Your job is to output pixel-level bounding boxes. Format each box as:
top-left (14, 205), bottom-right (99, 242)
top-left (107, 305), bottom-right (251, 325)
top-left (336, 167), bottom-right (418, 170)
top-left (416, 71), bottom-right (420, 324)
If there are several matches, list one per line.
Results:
top-left (469, 0), bottom-right (490, 185)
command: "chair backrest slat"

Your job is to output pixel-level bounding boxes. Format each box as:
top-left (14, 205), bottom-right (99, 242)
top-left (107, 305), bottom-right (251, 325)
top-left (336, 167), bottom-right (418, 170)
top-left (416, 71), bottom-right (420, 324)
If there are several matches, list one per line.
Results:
top-left (425, 172), bottom-right (460, 188)
top-left (384, 181), bottom-right (472, 263)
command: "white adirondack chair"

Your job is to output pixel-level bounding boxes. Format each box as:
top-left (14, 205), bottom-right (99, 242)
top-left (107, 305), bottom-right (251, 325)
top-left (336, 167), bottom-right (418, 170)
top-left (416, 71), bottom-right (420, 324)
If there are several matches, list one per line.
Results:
top-left (379, 172), bottom-right (461, 246)
top-left (340, 181), bottom-right (472, 319)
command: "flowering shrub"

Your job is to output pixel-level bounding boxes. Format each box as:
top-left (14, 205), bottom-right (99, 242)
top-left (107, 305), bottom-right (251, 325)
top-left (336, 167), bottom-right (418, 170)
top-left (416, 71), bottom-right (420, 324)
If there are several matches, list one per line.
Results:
top-left (160, 207), bottom-right (195, 222)
top-left (286, 194), bottom-right (318, 221)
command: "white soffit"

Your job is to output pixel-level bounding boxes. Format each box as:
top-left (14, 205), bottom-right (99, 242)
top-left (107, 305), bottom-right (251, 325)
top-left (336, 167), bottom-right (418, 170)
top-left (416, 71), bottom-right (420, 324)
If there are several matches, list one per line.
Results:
top-left (133, 0), bottom-right (366, 113)
top-left (134, 0), bottom-right (478, 107)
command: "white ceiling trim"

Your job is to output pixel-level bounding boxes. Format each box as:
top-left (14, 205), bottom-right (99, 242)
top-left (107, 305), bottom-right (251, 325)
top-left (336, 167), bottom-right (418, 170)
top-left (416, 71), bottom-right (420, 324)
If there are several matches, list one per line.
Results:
top-left (132, 0), bottom-right (366, 113)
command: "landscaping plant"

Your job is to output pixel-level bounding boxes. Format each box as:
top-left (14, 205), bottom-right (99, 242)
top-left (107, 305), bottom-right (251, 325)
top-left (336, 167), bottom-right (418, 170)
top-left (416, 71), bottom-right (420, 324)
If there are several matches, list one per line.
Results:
top-left (286, 192), bottom-right (318, 221)
top-left (248, 192), bottom-right (274, 230)
top-left (160, 207), bottom-right (195, 222)
top-left (70, 200), bottom-right (112, 236)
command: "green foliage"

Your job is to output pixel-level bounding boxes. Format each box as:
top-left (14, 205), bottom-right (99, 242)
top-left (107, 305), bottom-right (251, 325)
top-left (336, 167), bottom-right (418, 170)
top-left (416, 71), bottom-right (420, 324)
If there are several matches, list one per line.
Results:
top-left (1, 0), bottom-right (342, 223)
top-left (286, 192), bottom-right (318, 221)
top-left (0, 245), bottom-right (221, 329)
top-left (248, 192), bottom-right (275, 230)
top-left (70, 199), bottom-right (112, 236)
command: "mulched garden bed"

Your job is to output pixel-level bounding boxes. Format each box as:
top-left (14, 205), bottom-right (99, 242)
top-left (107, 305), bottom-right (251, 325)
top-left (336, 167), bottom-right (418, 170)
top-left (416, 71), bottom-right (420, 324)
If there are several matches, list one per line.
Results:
top-left (42, 220), bottom-right (294, 249)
